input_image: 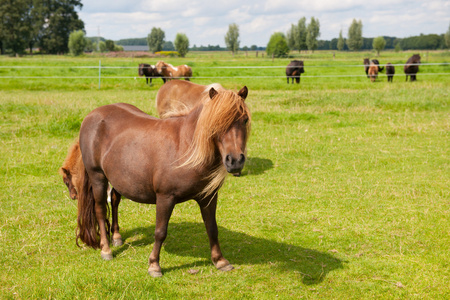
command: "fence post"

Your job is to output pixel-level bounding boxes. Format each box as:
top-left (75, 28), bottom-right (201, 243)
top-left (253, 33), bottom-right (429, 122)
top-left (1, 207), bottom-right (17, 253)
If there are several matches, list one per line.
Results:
top-left (98, 60), bottom-right (101, 90)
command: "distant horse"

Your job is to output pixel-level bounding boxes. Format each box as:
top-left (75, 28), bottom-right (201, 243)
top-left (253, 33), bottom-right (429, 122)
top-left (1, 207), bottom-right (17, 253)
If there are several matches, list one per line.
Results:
top-left (404, 54), bottom-right (421, 82)
top-left (364, 58), bottom-right (384, 78)
top-left (155, 80), bottom-right (224, 118)
top-left (72, 86), bottom-right (250, 277)
top-left (368, 62), bottom-right (378, 82)
top-left (155, 61), bottom-right (192, 81)
top-left (286, 60), bottom-right (305, 84)
top-left (138, 63), bottom-right (165, 85)
top-left (385, 63), bottom-right (395, 82)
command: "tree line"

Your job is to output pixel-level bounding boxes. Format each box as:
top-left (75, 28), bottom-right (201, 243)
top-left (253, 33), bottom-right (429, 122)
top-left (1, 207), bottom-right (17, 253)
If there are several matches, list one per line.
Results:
top-left (1, 1), bottom-right (449, 57)
top-left (0, 0), bottom-right (84, 55)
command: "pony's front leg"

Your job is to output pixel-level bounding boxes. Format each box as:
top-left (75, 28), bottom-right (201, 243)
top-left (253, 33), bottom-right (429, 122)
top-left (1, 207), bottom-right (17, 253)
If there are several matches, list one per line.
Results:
top-left (199, 194), bottom-right (234, 272)
top-left (110, 188), bottom-right (123, 246)
top-left (148, 195), bottom-right (175, 277)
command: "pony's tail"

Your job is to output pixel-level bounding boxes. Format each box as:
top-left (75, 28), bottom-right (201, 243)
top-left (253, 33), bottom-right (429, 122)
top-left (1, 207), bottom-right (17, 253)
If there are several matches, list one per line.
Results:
top-left (76, 165), bottom-right (110, 249)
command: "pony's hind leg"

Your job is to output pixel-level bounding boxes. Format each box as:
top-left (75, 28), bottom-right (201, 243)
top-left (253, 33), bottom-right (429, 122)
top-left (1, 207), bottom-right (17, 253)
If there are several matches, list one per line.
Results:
top-left (90, 175), bottom-right (113, 260)
top-left (110, 188), bottom-right (123, 246)
top-left (198, 194), bottom-right (234, 272)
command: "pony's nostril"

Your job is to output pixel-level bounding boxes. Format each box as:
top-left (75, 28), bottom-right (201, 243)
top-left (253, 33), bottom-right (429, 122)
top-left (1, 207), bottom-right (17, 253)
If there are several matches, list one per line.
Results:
top-left (226, 154), bottom-right (232, 164)
top-left (239, 154), bottom-right (245, 164)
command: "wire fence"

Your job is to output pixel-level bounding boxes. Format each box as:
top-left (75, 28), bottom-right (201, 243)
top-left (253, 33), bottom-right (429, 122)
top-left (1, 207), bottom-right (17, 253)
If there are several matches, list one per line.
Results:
top-left (1, 61), bottom-right (449, 89)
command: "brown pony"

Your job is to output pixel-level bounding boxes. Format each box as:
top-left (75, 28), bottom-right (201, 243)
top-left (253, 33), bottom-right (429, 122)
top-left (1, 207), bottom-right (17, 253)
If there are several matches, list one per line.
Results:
top-left (155, 61), bottom-right (192, 81)
top-left (60, 140), bottom-right (83, 200)
top-left (155, 80), bottom-right (224, 118)
top-left (73, 86), bottom-right (250, 277)
top-left (404, 54), bottom-right (421, 82)
top-left (368, 62), bottom-right (378, 82)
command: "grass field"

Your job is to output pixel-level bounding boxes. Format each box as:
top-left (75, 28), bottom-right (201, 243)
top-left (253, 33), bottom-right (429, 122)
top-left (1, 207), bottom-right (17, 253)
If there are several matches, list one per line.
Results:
top-left (0, 50), bottom-right (449, 299)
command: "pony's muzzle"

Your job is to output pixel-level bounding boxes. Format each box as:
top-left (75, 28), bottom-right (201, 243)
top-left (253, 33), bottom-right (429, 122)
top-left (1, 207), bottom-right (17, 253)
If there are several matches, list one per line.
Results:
top-left (225, 153), bottom-right (245, 173)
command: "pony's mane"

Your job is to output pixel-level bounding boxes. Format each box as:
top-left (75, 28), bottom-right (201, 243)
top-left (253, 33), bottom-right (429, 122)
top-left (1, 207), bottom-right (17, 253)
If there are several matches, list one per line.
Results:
top-left (180, 89), bottom-right (251, 198)
top-left (161, 83), bottom-right (225, 119)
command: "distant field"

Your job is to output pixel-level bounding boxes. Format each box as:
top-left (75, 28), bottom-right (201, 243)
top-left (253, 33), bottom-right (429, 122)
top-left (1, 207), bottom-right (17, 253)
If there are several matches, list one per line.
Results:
top-left (0, 50), bottom-right (449, 299)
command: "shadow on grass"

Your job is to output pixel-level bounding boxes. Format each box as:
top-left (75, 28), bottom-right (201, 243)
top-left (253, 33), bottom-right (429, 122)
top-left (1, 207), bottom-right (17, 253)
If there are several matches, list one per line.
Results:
top-left (241, 157), bottom-right (273, 176)
top-left (113, 222), bottom-right (343, 285)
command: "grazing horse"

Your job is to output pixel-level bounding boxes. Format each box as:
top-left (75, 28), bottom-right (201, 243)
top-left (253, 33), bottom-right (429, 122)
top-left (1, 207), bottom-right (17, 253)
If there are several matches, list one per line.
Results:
top-left (368, 62), bottom-right (378, 82)
top-left (60, 141), bottom-right (83, 200)
top-left (286, 60), bottom-right (305, 84)
top-left (155, 61), bottom-right (192, 81)
top-left (155, 80), bottom-right (224, 118)
top-left (404, 54), bottom-right (421, 82)
top-left (138, 63), bottom-right (165, 85)
top-left (73, 86), bottom-right (250, 277)
top-left (385, 63), bottom-right (395, 82)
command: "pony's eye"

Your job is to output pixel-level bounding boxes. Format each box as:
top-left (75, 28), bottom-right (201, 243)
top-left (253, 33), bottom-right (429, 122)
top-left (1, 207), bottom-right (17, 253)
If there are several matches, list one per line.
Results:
top-left (243, 117), bottom-right (249, 124)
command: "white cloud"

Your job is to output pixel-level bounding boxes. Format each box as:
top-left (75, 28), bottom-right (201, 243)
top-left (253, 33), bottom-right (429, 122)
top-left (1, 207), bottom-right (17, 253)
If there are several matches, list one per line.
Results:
top-left (79, 0), bottom-right (450, 46)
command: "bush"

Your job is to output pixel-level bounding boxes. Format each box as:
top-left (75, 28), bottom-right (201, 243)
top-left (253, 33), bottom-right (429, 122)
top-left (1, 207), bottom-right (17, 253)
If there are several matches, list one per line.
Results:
top-left (266, 32), bottom-right (289, 58)
top-left (68, 30), bottom-right (87, 56)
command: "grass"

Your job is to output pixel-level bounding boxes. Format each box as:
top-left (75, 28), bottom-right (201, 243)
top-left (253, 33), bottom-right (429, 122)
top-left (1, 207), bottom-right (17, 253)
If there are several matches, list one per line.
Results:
top-left (0, 50), bottom-right (449, 299)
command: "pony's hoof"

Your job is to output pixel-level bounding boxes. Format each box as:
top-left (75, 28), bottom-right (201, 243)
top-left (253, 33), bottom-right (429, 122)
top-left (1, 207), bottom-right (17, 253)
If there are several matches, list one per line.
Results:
top-left (148, 267), bottom-right (162, 278)
top-left (101, 251), bottom-right (113, 261)
top-left (112, 238), bottom-right (123, 247)
top-left (218, 264), bottom-right (234, 272)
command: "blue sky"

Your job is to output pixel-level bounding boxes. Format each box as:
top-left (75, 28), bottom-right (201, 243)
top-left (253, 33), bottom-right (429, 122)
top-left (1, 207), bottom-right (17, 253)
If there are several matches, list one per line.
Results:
top-left (79, 0), bottom-right (450, 46)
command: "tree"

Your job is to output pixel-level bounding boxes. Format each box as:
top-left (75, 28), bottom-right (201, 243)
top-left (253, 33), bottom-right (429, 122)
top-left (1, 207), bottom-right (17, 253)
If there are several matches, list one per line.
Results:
top-left (266, 32), bottom-right (289, 58)
top-left (296, 17), bottom-right (307, 51)
top-left (286, 24), bottom-right (297, 50)
top-left (104, 39), bottom-right (115, 51)
top-left (98, 41), bottom-right (106, 52)
top-left (174, 33), bottom-right (189, 57)
top-left (445, 22), bottom-right (450, 49)
top-left (306, 17), bottom-right (320, 52)
top-left (40, 0), bottom-right (85, 54)
top-left (68, 30), bottom-right (86, 56)
top-left (163, 41), bottom-right (175, 51)
top-left (147, 27), bottom-right (165, 53)
top-left (0, 0), bottom-right (29, 55)
top-left (337, 30), bottom-right (345, 51)
top-left (225, 23), bottom-right (239, 55)
top-left (373, 36), bottom-right (386, 56)
top-left (347, 19), bottom-right (363, 51)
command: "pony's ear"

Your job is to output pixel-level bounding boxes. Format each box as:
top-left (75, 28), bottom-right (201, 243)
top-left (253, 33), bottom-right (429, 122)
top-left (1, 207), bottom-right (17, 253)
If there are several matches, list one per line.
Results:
top-left (238, 86), bottom-right (248, 101)
top-left (209, 87), bottom-right (218, 100)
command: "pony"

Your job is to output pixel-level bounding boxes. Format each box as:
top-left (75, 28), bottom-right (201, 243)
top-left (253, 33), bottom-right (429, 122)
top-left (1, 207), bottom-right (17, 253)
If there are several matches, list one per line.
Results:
top-left (60, 140), bottom-right (83, 200)
top-left (385, 63), bottom-right (395, 82)
top-left (72, 86), bottom-right (250, 277)
top-left (364, 58), bottom-right (384, 78)
top-left (404, 54), bottom-right (421, 82)
top-left (155, 80), bottom-right (224, 118)
top-left (286, 60), bottom-right (305, 84)
top-left (368, 62), bottom-right (378, 82)
top-left (138, 63), bottom-right (165, 85)
top-left (155, 61), bottom-right (192, 81)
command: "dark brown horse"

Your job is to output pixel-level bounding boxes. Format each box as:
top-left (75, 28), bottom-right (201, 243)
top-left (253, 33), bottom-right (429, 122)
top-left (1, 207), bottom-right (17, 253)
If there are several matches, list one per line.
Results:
top-left (155, 80), bottom-right (224, 118)
top-left (286, 60), bottom-right (305, 84)
top-left (385, 63), bottom-right (395, 82)
top-left (404, 54), bottom-right (421, 82)
top-left (72, 86), bottom-right (250, 277)
top-left (155, 61), bottom-right (192, 81)
top-left (138, 63), bottom-right (165, 85)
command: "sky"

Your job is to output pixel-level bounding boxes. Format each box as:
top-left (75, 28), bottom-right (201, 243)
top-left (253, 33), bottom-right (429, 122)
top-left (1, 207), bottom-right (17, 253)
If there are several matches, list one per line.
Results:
top-left (78, 0), bottom-right (450, 47)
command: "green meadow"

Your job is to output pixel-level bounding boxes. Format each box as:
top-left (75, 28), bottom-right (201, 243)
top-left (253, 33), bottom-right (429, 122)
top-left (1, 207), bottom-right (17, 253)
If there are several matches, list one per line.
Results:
top-left (0, 50), bottom-right (449, 299)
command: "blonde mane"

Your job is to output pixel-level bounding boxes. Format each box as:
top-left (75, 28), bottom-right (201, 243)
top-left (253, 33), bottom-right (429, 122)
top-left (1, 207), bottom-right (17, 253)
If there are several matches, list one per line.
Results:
top-left (180, 89), bottom-right (251, 198)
